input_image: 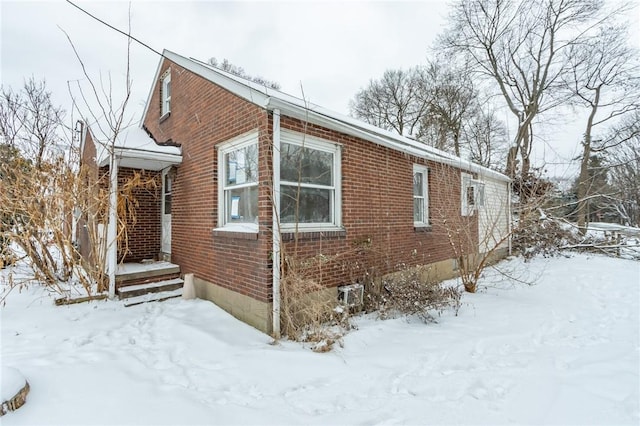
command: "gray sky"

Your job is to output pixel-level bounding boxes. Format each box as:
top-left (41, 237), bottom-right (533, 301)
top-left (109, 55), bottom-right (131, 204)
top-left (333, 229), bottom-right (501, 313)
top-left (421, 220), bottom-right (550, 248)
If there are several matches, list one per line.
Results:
top-left (1, 1), bottom-right (449, 115)
top-left (1, 0), bottom-right (639, 179)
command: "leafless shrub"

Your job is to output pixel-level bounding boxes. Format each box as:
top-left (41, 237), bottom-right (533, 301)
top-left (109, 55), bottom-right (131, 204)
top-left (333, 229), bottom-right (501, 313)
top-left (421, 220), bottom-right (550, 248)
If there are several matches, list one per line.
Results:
top-left (280, 253), bottom-right (352, 352)
top-left (365, 266), bottom-right (461, 323)
top-left (512, 214), bottom-right (575, 260)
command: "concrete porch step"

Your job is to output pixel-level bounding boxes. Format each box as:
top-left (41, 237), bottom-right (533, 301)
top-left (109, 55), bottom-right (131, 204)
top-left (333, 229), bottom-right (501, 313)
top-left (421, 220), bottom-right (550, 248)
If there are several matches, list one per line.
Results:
top-left (117, 278), bottom-right (184, 299)
top-left (123, 288), bottom-right (183, 307)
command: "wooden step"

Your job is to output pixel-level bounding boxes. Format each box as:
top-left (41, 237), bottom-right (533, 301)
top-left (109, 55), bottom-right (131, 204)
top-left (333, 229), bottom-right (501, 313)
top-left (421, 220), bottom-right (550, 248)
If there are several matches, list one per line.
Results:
top-left (117, 278), bottom-right (184, 299)
top-left (115, 262), bottom-right (180, 284)
top-left (123, 288), bottom-right (183, 307)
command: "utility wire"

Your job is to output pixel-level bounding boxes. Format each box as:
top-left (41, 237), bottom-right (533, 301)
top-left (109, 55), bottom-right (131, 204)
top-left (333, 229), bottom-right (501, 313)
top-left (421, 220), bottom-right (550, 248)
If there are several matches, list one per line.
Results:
top-left (65, 0), bottom-right (164, 58)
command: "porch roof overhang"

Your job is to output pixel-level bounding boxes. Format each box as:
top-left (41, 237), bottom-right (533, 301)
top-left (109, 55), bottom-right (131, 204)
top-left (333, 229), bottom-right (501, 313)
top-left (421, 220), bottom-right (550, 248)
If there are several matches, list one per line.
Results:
top-left (94, 125), bottom-right (182, 171)
top-left (98, 146), bottom-right (182, 171)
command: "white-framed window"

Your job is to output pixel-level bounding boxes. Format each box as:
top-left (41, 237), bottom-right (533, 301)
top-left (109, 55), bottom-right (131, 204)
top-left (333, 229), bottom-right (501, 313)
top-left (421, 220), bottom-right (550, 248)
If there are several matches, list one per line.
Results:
top-left (279, 131), bottom-right (341, 230)
top-left (161, 71), bottom-right (171, 116)
top-left (461, 173), bottom-right (485, 216)
top-left (217, 132), bottom-right (259, 228)
top-left (413, 164), bottom-right (429, 226)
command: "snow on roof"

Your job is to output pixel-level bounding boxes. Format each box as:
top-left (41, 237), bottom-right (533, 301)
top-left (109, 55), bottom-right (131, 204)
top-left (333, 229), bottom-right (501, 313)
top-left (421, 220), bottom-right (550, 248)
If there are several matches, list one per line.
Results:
top-left (157, 50), bottom-right (510, 183)
top-left (88, 123), bottom-right (181, 171)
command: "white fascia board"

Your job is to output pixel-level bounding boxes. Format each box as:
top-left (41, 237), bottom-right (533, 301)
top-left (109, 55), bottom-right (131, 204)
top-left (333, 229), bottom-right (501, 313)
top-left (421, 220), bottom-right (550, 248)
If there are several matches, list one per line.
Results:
top-left (140, 54), bottom-right (166, 127)
top-left (163, 50), bottom-right (271, 108)
top-left (97, 146), bottom-right (182, 168)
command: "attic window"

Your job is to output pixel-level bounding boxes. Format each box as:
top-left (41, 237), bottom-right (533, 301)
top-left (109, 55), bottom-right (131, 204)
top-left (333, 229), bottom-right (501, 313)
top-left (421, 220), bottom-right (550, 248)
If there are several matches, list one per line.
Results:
top-left (161, 71), bottom-right (171, 117)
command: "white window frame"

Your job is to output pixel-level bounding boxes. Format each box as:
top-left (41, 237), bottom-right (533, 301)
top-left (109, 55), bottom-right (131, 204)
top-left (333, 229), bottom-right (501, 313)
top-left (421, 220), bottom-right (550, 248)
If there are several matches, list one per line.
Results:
top-left (216, 131), bottom-right (259, 231)
top-left (161, 72), bottom-right (171, 117)
top-left (413, 164), bottom-right (429, 226)
top-left (461, 173), bottom-right (485, 216)
top-left (280, 130), bottom-right (342, 232)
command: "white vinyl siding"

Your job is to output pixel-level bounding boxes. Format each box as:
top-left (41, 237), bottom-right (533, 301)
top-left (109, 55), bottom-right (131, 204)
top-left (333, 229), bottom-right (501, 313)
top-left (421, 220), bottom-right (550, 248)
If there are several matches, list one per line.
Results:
top-left (477, 175), bottom-right (509, 253)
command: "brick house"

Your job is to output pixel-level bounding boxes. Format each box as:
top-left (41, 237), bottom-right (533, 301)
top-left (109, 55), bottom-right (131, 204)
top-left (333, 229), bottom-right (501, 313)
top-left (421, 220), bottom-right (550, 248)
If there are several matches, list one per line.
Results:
top-left (81, 49), bottom-right (511, 334)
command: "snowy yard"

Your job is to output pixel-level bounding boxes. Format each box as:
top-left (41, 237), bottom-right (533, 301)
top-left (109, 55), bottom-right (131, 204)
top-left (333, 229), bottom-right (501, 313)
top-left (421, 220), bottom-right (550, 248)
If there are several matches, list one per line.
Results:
top-left (1, 253), bottom-right (638, 425)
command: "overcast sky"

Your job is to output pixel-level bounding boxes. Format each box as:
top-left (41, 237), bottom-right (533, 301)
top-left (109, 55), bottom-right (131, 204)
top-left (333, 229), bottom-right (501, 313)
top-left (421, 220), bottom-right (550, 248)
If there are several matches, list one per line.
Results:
top-left (1, 1), bottom-right (639, 179)
top-left (1, 1), bottom-right (449, 114)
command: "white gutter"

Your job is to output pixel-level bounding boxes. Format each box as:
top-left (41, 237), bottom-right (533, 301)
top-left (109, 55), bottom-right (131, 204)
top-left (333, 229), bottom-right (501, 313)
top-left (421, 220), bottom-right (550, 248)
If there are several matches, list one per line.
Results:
top-left (266, 97), bottom-right (510, 183)
top-left (107, 154), bottom-right (119, 299)
top-left (272, 109), bottom-right (282, 338)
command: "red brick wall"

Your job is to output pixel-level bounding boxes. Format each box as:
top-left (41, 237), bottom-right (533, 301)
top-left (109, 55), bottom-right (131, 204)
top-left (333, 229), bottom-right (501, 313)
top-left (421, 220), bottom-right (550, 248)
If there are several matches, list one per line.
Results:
top-left (116, 167), bottom-right (161, 262)
top-left (143, 59), bottom-right (273, 302)
top-left (141, 58), bottom-right (478, 304)
top-left (277, 117), bottom-right (478, 288)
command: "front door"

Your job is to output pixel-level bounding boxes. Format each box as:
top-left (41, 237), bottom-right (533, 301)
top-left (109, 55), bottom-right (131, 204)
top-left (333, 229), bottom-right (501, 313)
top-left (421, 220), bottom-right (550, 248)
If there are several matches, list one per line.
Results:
top-left (161, 169), bottom-right (172, 254)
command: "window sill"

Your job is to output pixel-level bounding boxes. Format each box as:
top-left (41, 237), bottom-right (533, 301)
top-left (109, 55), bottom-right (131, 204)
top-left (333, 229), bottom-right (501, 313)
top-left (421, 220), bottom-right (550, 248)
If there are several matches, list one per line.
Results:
top-left (213, 223), bottom-right (258, 240)
top-left (160, 112), bottom-right (171, 123)
top-left (281, 227), bottom-right (346, 241)
top-left (414, 224), bottom-right (432, 232)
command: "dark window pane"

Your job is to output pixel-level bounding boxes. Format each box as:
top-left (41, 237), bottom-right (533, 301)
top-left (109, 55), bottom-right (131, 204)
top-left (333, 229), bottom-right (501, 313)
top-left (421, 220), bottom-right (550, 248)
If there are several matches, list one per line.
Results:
top-left (280, 142), bottom-right (332, 185)
top-left (414, 198), bottom-right (423, 222)
top-left (164, 194), bottom-right (172, 214)
top-left (467, 186), bottom-right (475, 206)
top-left (280, 185), bottom-right (331, 223)
top-left (413, 172), bottom-right (423, 196)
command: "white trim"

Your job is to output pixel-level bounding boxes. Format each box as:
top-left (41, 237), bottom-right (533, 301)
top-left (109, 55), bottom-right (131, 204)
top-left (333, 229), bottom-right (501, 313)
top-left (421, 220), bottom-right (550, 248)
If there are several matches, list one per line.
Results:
top-left (279, 130), bottom-right (341, 231)
top-left (107, 157), bottom-right (119, 300)
top-left (161, 167), bottom-right (172, 254)
top-left (141, 57), bottom-right (166, 124)
top-left (413, 164), bottom-right (429, 226)
top-left (217, 131), bottom-right (259, 228)
top-left (212, 223), bottom-right (258, 233)
top-left (272, 109), bottom-right (281, 338)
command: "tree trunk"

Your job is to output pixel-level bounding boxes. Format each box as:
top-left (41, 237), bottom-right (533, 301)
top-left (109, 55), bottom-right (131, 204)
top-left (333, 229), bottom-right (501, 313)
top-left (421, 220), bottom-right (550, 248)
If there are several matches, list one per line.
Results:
top-left (577, 89), bottom-right (600, 235)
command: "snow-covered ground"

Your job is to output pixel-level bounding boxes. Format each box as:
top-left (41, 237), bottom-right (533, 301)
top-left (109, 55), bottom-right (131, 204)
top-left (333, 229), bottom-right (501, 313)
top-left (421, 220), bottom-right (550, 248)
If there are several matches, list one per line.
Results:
top-left (1, 253), bottom-right (638, 425)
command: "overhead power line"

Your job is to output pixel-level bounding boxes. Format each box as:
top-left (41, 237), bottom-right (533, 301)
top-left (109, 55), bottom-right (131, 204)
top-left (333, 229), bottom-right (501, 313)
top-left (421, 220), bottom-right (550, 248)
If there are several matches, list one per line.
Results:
top-left (65, 0), bottom-right (164, 58)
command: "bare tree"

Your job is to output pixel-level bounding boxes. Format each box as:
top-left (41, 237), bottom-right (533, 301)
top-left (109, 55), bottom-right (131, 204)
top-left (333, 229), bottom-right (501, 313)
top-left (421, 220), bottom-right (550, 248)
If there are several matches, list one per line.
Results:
top-left (208, 57), bottom-right (281, 90)
top-left (349, 67), bottom-right (429, 138)
top-left (564, 24), bottom-right (639, 232)
top-left (0, 79), bottom-right (66, 170)
top-left (605, 112), bottom-right (640, 226)
top-left (418, 60), bottom-right (477, 156)
top-left (463, 107), bottom-right (508, 170)
top-left (439, 0), bottom-right (613, 180)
